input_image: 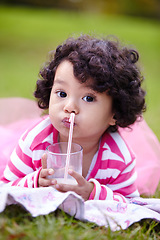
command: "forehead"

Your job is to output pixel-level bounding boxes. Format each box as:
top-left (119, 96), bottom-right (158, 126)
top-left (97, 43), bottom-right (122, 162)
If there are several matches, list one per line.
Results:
top-left (54, 60), bottom-right (95, 89)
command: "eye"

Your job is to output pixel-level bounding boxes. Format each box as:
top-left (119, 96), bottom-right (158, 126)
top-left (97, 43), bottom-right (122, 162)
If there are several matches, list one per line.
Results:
top-left (83, 95), bottom-right (95, 102)
top-left (57, 91), bottom-right (67, 98)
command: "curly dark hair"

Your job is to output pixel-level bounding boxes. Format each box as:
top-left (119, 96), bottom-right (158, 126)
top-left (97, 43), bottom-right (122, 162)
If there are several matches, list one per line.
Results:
top-left (34, 34), bottom-right (146, 132)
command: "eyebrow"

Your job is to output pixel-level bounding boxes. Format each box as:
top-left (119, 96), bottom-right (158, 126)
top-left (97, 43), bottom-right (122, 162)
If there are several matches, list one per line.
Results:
top-left (54, 78), bottom-right (96, 92)
top-left (54, 79), bottom-right (67, 85)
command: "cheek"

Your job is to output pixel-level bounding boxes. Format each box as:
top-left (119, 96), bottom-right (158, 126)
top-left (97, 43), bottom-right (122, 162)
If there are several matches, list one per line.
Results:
top-left (49, 103), bottom-right (54, 117)
top-left (83, 110), bottom-right (111, 131)
top-left (49, 102), bottom-right (57, 122)
top-left (49, 97), bottom-right (59, 113)
top-left (82, 113), bottom-right (102, 130)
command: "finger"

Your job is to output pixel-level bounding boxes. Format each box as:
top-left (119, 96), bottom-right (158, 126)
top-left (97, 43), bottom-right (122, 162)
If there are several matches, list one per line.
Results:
top-left (39, 178), bottom-right (57, 187)
top-left (55, 183), bottom-right (76, 193)
top-left (40, 168), bottom-right (54, 178)
top-left (68, 169), bottom-right (85, 185)
top-left (41, 153), bottom-right (47, 169)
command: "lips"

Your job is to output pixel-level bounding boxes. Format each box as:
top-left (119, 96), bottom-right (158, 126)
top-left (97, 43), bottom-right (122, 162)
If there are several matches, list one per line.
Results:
top-left (62, 118), bottom-right (75, 128)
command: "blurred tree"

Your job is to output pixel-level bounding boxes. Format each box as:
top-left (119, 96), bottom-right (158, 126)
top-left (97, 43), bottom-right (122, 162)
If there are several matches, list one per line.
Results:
top-left (1, 0), bottom-right (78, 10)
top-left (119, 0), bottom-right (160, 19)
top-left (1, 0), bottom-right (160, 19)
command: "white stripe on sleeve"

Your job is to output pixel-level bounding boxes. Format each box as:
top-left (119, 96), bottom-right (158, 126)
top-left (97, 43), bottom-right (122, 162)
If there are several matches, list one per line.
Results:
top-left (32, 149), bottom-right (46, 161)
top-left (105, 185), bottom-right (114, 200)
top-left (107, 172), bottom-right (137, 191)
top-left (89, 178), bottom-right (102, 200)
top-left (121, 159), bottom-right (136, 174)
top-left (3, 165), bottom-right (19, 181)
top-left (125, 190), bottom-right (139, 198)
top-left (24, 117), bottom-right (51, 146)
top-left (95, 168), bottom-right (121, 179)
top-left (110, 132), bottom-right (132, 164)
top-left (10, 150), bottom-right (34, 174)
top-left (102, 149), bottom-right (124, 163)
top-left (18, 137), bottom-right (32, 157)
top-left (42, 132), bottom-right (53, 144)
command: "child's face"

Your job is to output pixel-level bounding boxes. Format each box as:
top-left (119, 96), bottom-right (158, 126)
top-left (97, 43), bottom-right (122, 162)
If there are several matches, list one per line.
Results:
top-left (49, 60), bottom-right (115, 143)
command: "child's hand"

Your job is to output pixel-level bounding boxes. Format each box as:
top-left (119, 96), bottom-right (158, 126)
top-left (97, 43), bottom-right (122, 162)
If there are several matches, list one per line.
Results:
top-left (38, 153), bottom-right (57, 187)
top-left (55, 170), bottom-right (94, 201)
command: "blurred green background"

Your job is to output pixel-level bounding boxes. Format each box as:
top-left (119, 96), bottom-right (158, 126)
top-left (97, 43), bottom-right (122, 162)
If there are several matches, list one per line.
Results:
top-left (0, 0), bottom-right (160, 140)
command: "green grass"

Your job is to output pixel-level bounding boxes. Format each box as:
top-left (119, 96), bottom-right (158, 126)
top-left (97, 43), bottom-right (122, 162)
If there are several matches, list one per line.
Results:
top-left (0, 5), bottom-right (160, 140)
top-left (0, 5), bottom-right (160, 239)
top-left (0, 205), bottom-right (160, 240)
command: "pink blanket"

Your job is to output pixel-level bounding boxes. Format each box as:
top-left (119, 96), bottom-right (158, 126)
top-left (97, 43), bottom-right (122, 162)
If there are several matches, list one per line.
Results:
top-left (0, 98), bottom-right (160, 196)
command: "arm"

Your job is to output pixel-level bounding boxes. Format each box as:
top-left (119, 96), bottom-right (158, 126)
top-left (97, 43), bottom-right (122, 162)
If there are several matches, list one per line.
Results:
top-left (88, 159), bottom-right (139, 202)
top-left (84, 131), bottom-right (140, 202)
top-left (50, 157), bottom-right (138, 202)
top-left (88, 179), bottom-right (129, 203)
top-left (0, 167), bottom-right (41, 188)
top-left (0, 117), bottom-right (56, 188)
top-left (52, 168), bottom-right (132, 203)
top-left (0, 134), bottom-right (41, 188)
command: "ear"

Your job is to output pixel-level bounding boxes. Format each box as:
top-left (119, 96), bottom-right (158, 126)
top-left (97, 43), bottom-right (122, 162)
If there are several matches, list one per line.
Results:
top-left (109, 115), bottom-right (116, 126)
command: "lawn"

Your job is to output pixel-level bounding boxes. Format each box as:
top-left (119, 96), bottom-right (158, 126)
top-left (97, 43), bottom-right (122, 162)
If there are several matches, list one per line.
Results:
top-left (0, 5), bottom-right (160, 139)
top-left (0, 4), bottom-right (160, 239)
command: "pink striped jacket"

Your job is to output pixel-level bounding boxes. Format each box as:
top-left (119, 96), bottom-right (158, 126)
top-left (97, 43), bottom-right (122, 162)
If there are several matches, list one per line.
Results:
top-left (0, 116), bottom-right (139, 202)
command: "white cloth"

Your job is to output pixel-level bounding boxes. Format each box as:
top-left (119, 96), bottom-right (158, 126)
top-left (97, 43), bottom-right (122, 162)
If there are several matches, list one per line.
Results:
top-left (0, 186), bottom-right (160, 231)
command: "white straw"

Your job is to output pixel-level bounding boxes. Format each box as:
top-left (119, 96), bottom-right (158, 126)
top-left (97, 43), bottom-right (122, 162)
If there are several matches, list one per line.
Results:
top-left (64, 113), bottom-right (75, 180)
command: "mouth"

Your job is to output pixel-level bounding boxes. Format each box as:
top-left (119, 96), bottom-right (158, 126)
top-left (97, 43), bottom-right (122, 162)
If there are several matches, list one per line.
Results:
top-left (62, 118), bottom-right (75, 129)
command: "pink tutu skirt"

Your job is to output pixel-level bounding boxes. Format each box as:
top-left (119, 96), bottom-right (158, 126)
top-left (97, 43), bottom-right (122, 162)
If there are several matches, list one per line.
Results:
top-left (119, 122), bottom-right (160, 195)
top-left (0, 98), bottom-right (160, 196)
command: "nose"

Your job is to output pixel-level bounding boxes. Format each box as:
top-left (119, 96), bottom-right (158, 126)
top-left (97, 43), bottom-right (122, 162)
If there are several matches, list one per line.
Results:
top-left (63, 98), bottom-right (79, 114)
